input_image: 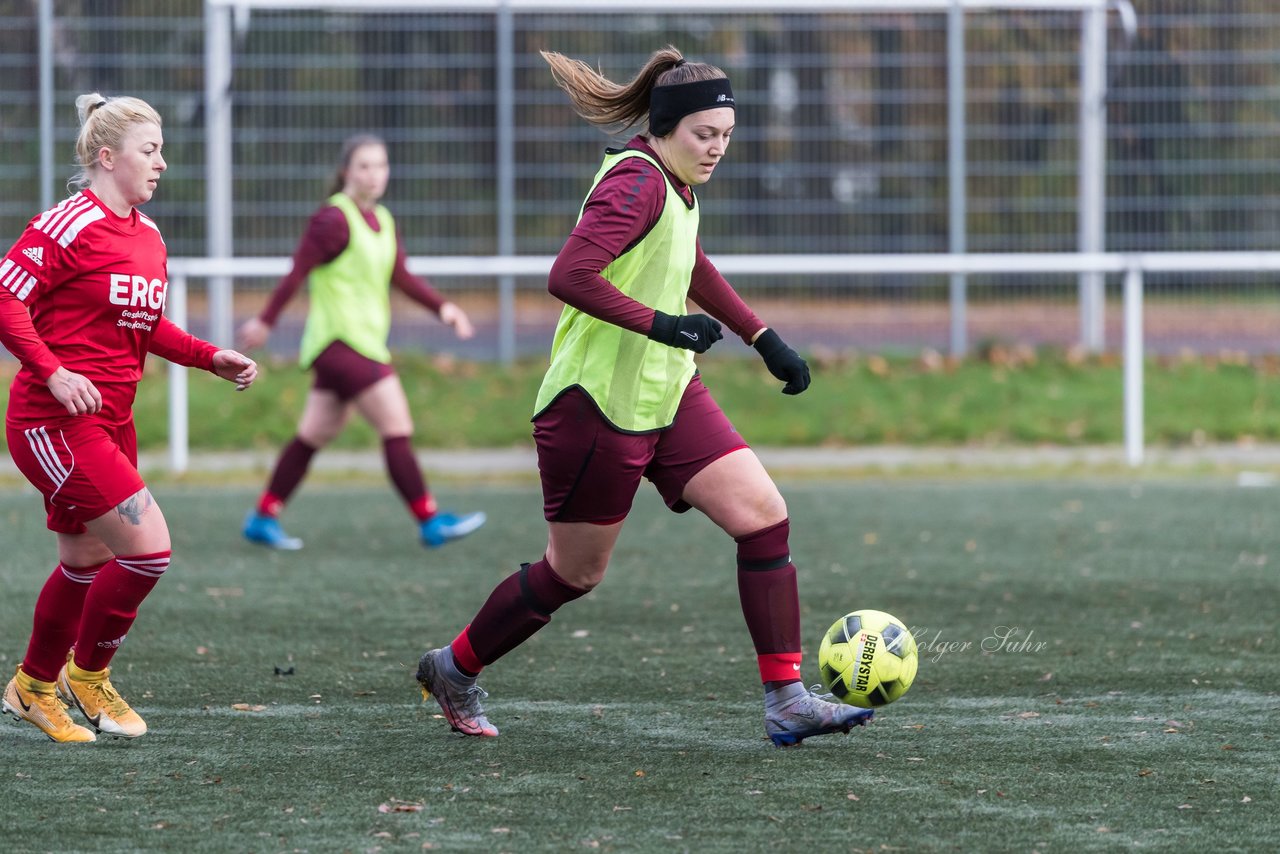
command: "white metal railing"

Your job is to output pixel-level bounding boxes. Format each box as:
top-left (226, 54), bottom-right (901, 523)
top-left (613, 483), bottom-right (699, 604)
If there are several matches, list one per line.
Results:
top-left (164, 251), bottom-right (1280, 473)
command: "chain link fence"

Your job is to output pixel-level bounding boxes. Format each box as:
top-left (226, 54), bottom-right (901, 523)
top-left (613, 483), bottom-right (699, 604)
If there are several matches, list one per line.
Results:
top-left (3, 1), bottom-right (1279, 357)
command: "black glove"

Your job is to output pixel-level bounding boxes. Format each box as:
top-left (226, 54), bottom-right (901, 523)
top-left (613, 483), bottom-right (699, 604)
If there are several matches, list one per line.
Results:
top-left (648, 310), bottom-right (723, 354)
top-left (754, 328), bottom-right (810, 395)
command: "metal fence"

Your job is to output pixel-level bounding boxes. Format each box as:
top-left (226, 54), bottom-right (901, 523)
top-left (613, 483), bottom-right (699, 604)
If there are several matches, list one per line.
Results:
top-left (4, 0), bottom-right (1280, 357)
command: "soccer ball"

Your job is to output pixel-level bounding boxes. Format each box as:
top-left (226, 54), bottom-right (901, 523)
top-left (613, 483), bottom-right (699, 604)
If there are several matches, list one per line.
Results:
top-left (818, 609), bottom-right (918, 709)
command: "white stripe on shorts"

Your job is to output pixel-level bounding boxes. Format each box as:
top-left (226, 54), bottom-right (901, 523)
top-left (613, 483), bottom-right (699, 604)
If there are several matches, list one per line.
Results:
top-left (23, 426), bottom-right (71, 496)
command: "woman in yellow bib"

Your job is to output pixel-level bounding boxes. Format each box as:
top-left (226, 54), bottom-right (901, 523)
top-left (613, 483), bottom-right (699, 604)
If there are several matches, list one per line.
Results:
top-left (237, 135), bottom-right (485, 550)
top-left (416, 47), bottom-right (872, 746)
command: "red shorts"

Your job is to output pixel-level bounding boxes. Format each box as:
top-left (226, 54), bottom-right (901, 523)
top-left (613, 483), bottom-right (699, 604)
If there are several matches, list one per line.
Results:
top-left (533, 375), bottom-right (748, 524)
top-left (6, 415), bottom-right (145, 534)
top-left (311, 340), bottom-right (395, 402)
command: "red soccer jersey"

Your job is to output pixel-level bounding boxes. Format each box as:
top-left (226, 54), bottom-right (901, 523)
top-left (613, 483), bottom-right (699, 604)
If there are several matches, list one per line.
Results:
top-left (1, 189), bottom-right (216, 423)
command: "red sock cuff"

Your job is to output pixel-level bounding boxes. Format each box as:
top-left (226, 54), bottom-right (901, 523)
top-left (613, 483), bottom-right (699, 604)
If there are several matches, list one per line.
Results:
top-left (113, 551), bottom-right (171, 579)
top-left (257, 492), bottom-right (286, 517)
top-left (757, 652), bottom-right (803, 683)
top-left (451, 625), bottom-right (484, 675)
top-left (60, 560), bottom-right (110, 584)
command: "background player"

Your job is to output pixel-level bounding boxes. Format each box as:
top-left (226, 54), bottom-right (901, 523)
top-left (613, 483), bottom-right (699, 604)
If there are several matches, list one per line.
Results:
top-left (237, 134), bottom-right (485, 550)
top-left (415, 47), bottom-right (873, 746)
top-left (1, 93), bottom-right (258, 742)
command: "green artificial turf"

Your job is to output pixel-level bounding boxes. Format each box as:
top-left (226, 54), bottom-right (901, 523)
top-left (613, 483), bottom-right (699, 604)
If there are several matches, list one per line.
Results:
top-left (0, 481), bottom-right (1275, 851)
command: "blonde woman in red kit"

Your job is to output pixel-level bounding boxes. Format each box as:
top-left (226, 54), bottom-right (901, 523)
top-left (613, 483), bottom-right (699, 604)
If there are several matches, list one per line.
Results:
top-left (1, 93), bottom-right (257, 742)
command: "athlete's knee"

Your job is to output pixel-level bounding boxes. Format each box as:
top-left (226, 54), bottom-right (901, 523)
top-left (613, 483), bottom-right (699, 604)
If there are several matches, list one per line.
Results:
top-left (560, 561), bottom-right (608, 590)
top-left (521, 558), bottom-right (590, 614)
top-left (734, 489), bottom-right (787, 535)
top-left (545, 549), bottom-right (609, 590)
top-left (298, 426), bottom-right (338, 448)
top-left (101, 489), bottom-right (171, 553)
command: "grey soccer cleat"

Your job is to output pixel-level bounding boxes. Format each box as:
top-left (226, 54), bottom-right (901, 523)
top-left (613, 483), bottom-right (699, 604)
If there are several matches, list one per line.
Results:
top-left (415, 648), bottom-right (499, 737)
top-left (764, 684), bottom-right (874, 747)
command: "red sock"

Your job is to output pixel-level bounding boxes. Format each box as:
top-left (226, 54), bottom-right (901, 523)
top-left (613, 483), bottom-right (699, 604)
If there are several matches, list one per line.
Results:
top-left (409, 495), bottom-right (438, 523)
top-left (736, 519), bottom-right (804, 683)
top-left (256, 491), bottom-right (286, 517)
top-left (74, 551), bottom-right (170, 672)
top-left (21, 562), bottom-right (105, 682)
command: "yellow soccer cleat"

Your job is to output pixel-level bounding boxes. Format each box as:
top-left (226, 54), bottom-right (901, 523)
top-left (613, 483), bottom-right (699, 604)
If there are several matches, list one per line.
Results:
top-left (57, 662), bottom-right (147, 738)
top-left (3, 667), bottom-right (96, 743)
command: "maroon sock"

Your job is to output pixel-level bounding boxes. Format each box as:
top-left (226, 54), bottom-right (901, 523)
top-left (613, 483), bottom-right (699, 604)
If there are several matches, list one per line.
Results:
top-left (451, 557), bottom-right (588, 672)
top-left (74, 551), bottom-right (170, 672)
top-left (259, 437), bottom-right (317, 515)
top-left (736, 519), bottom-right (804, 683)
top-left (21, 562), bottom-right (105, 682)
top-left (383, 435), bottom-right (435, 521)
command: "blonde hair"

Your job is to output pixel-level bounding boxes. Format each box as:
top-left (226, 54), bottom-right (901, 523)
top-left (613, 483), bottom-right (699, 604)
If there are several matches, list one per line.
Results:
top-left (541, 46), bottom-right (728, 135)
top-left (70, 93), bottom-right (163, 190)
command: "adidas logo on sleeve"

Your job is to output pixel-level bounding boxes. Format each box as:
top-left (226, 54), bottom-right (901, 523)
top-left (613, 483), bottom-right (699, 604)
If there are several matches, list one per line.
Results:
top-left (22, 246), bottom-right (44, 266)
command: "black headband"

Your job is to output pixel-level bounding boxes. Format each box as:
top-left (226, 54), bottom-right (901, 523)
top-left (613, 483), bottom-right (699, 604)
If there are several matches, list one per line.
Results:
top-left (648, 78), bottom-right (735, 138)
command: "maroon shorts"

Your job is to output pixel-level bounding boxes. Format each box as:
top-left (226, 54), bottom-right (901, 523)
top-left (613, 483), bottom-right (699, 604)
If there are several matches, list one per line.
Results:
top-left (311, 340), bottom-right (395, 402)
top-left (533, 375), bottom-right (748, 524)
top-left (6, 415), bottom-right (144, 534)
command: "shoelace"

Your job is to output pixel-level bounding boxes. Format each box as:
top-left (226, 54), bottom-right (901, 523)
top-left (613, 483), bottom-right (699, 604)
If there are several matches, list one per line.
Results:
top-left (84, 678), bottom-right (130, 713)
top-left (460, 684), bottom-right (489, 714)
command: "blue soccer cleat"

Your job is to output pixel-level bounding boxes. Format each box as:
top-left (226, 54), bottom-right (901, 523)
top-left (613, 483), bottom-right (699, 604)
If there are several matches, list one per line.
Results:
top-left (420, 510), bottom-right (487, 548)
top-left (242, 511), bottom-right (303, 550)
top-left (764, 684), bottom-right (875, 747)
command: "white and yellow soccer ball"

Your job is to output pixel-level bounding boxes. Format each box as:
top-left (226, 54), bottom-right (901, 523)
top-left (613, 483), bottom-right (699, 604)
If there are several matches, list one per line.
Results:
top-left (818, 609), bottom-right (918, 709)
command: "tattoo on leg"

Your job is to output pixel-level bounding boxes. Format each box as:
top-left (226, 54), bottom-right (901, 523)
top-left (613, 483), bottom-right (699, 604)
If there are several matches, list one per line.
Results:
top-left (116, 489), bottom-right (153, 526)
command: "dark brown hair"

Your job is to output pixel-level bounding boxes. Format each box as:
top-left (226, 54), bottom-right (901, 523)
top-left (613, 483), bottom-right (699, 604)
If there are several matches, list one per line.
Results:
top-left (326, 133), bottom-right (387, 196)
top-left (541, 45), bottom-right (727, 135)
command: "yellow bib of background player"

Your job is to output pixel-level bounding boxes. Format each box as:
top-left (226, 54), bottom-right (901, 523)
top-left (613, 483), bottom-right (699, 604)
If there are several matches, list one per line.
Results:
top-left (534, 150), bottom-right (700, 433)
top-left (298, 193), bottom-right (397, 368)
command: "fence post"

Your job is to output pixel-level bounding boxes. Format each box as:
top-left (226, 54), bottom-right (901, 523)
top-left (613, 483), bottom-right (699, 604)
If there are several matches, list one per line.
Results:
top-left (947, 0), bottom-right (968, 357)
top-left (38, 0), bottom-right (55, 211)
top-left (495, 0), bottom-right (517, 364)
top-left (1078, 5), bottom-right (1108, 352)
top-left (1122, 265), bottom-right (1143, 467)
top-left (205, 0), bottom-right (235, 347)
top-left (168, 273), bottom-right (190, 474)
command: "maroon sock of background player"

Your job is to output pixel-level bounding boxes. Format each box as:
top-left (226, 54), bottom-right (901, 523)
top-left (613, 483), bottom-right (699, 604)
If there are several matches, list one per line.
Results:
top-left (382, 435), bottom-right (436, 522)
top-left (257, 436), bottom-right (317, 516)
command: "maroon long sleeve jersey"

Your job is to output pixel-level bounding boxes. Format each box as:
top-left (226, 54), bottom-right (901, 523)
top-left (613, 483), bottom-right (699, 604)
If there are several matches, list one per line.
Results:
top-left (258, 202), bottom-right (446, 327)
top-left (548, 136), bottom-right (764, 345)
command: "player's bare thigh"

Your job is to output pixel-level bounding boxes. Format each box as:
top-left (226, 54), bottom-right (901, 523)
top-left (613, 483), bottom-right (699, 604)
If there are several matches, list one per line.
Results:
top-left (82, 486), bottom-right (171, 556)
top-left (352, 374), bottom-right (413, 438)
top-left (680, 448), bottom-right (788, 538)
top-left (297, 388), bottom-right (352, 447)
top-left (56, 531), bottom-right (115, 568)
top-left (545, 519), bottom-right (625, 590)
